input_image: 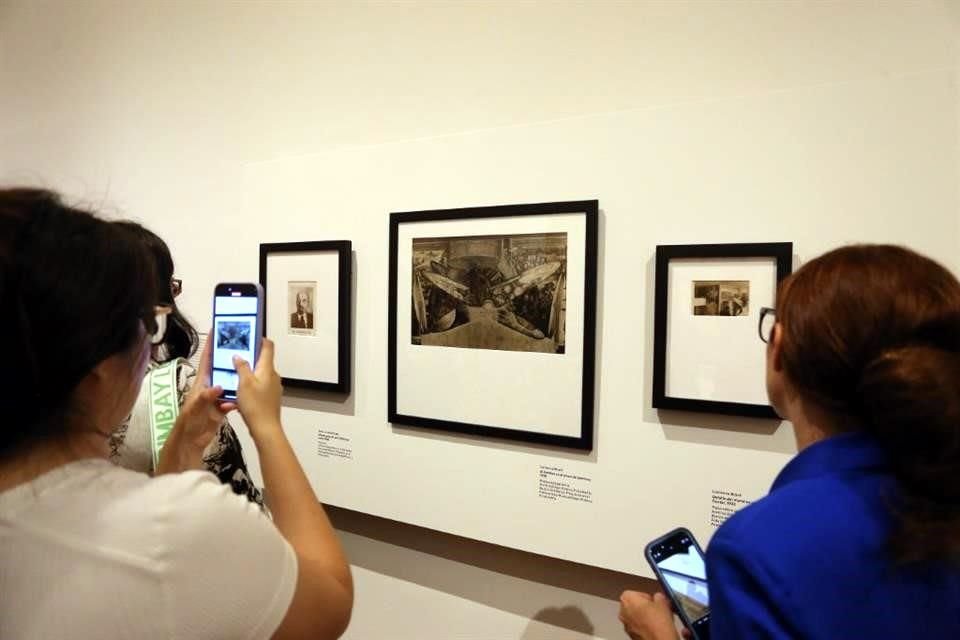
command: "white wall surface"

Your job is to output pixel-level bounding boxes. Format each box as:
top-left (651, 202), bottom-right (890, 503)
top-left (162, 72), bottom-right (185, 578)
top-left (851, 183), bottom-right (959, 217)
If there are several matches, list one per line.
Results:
top-left (234, 65), bottom-right (960, 575)
top-left (2, 2), bottom-right (958, 638)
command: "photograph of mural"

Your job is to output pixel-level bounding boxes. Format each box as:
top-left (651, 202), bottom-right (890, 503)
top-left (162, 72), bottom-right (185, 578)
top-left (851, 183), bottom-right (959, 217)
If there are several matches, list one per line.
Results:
top-left (411, 233), bottom-right (567, 354)
top-left (216, 320), bottom-right (251, 351)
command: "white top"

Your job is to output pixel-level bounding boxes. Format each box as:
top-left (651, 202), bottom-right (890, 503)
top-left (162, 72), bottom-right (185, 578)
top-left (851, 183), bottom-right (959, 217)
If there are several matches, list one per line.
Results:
top-left (0, 459), bottom-right (297, 640)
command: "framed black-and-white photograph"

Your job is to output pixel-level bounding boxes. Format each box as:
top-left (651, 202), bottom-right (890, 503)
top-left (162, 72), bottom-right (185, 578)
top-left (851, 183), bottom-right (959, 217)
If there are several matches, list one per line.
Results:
top-left (652, 242), bottom-right (793, 418)
top-left (389, 200), bottom-right (599, 450)
top-left (260, 241), bottom-right (351, 393)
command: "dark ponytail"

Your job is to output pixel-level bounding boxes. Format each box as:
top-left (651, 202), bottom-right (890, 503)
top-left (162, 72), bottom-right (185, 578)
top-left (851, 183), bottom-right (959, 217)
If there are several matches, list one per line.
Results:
top-left (858, 344), bottom-right (960, 562)
top-left (777, 245), bottom-right (960, 564)
top-left (0, 189), bottom-right (158, 456)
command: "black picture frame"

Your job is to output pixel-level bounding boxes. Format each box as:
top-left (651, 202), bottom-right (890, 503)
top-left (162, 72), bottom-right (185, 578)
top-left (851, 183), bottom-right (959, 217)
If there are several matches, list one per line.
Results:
top-left (388, 200), bottom-right (599, 450)
top-left (259, 240), bottom-right (352, 393)
top-left (652, 242), bottom-right (793, 419)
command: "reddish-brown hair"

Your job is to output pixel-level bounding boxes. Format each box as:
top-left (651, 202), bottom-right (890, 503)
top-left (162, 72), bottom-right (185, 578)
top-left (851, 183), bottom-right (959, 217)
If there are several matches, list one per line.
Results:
top-left (777, 244), bottom-right (960, 563)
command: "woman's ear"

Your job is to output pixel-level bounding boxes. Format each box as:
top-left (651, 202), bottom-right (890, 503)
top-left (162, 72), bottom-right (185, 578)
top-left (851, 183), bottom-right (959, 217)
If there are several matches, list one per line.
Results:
top-left (770, 322), bottom-right (785, 372)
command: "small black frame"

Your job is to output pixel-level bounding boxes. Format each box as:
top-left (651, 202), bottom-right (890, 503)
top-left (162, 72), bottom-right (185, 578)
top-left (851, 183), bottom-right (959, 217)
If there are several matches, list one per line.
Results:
top-left (259, 240), bottom-right (352, 393)
top-left (388, 200), bottom-right (599, 450)
top-left (652, 242), bottom-right (793, 419)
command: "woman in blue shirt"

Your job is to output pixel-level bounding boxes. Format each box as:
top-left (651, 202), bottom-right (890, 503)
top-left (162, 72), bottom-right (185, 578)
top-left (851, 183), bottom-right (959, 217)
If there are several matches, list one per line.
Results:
top-left (621, 245), bottom-right (960, 639)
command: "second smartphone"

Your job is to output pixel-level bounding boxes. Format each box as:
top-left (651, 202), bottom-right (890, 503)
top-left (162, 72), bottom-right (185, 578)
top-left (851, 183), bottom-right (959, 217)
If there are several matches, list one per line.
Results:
top-left (644, 527), bottom-right (711, 640)
top-left (211, 283), bottom-right (264, 401)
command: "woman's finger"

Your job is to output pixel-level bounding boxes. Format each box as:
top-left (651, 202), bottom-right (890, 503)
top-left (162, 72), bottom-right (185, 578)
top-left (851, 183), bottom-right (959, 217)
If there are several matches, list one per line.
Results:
top-left (254, 338), bottom-right (275, 375)
top-left (199, 386), bottom-right (223, 403)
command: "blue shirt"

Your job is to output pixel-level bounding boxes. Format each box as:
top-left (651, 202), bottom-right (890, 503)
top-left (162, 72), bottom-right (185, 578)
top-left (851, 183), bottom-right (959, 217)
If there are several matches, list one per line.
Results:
top-left (707, 432), bottom-right (960, 638)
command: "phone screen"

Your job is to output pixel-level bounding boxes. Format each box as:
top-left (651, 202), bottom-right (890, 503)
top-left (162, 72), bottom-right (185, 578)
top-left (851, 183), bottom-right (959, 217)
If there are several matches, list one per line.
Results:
top-left (212, 290), bottom-right (260, 399)
top-left (649, 531), bottom-right (710, 637)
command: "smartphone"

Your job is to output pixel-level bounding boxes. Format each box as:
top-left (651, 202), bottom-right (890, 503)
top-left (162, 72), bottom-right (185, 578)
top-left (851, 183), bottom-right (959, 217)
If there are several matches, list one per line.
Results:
top-left (211, 283), bottom-right (264, 400)
top-left (645, 527), bottom-right (711, 640)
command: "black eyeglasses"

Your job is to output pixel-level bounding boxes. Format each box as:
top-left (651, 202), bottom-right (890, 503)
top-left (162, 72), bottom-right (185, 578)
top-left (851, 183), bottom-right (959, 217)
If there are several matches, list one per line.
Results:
top-left (758, 306), bottom-right (776, 343)
top-left (171, 278), bottom-right (182, 299)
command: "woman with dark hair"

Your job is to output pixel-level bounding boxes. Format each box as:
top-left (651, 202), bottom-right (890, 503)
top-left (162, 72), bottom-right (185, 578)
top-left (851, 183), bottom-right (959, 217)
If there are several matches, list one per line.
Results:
top-left (0, 189), bottom-right (352, 639)
top-left (620, 245), bottom-right (960, 639)
top-left (111, 221), bottom-right (262, 506)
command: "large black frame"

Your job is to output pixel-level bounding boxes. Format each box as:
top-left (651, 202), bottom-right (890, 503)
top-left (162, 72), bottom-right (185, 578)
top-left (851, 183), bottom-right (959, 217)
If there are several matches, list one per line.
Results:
top-left (652, 242), bottom-right (793, 419)
top-left (259, 240), bottom-right (352, 393)
top-left (388, 200), bottom-right (599, 450)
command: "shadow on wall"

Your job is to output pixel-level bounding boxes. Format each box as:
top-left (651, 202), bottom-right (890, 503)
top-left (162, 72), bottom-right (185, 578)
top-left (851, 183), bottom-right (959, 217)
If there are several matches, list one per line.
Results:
top-left (282, 386), bottom-right (356, 416)
top-left (658, 408), bottom-right (794, 455)
top-left (521, 606), bottom-right (595, 640)
top-left (331, 506), bottom-right (658, 639)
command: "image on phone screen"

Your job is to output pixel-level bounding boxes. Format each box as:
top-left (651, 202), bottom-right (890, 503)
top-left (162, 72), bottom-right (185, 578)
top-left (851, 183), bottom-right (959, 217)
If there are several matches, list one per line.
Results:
top-left (649, 532), bottom-right (710, 636)
top-left (212, 293), bottom-right (259, 398)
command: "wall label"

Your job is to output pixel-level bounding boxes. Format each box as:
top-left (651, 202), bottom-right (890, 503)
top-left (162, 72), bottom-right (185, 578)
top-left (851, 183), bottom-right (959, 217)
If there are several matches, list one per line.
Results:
top-left (317, 429), bottom-right (353, 461)
top-left (710, 489), bottom-right (753, 528)
top-left (539, 465), bottom-right (593, 504)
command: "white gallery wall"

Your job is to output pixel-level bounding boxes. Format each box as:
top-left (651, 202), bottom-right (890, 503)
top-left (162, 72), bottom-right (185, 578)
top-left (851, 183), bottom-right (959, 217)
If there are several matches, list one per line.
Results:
top-left (2, 2), bottom-right (959, 639)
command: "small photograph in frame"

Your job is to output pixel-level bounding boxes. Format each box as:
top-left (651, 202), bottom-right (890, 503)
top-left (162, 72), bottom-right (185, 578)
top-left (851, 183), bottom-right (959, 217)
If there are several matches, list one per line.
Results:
top-left (692, 280), bottom-right (749, 316)
top-left (288, 280), bottom-right (317, 335)
top-left (652, 242), bottom-right (792, 418)
top-left (260, 241), bottom-right (352, 393)
top-left (389, 200), bottom-right (598, 450)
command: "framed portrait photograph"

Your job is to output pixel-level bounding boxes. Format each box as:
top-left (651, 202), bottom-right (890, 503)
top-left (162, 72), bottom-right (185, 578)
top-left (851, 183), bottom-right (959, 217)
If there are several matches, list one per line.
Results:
top-left (288, 281), bottom-right (318, 335)
top-left (652, 242), bottom-right (793, 419)
top-left (259, 241), bottom-right (352, 393)
top-left (388, 200), bottom-right (599, 450)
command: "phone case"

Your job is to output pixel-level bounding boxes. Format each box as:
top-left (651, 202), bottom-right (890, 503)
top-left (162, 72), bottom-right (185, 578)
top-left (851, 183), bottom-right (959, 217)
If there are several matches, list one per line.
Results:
top-left (644, 527), bottom-right (710, 640)
top-left (212, 283), bottom-right (264, 401)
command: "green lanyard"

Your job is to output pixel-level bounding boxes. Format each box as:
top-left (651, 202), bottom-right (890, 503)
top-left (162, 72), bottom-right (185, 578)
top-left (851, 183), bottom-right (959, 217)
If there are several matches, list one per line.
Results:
top-left (148, 360), bottom-right (180, 470)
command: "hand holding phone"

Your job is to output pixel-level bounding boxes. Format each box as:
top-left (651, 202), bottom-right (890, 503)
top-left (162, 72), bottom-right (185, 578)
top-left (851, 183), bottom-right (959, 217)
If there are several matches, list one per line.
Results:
top-left (645, 527), bottom-right (711, 640)
top-left (232, 338), bottom-right (283, 438)
top-left (211, 283), bottom-right (264, 401)
top-left (619, 590), bottom-right (680, 640)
